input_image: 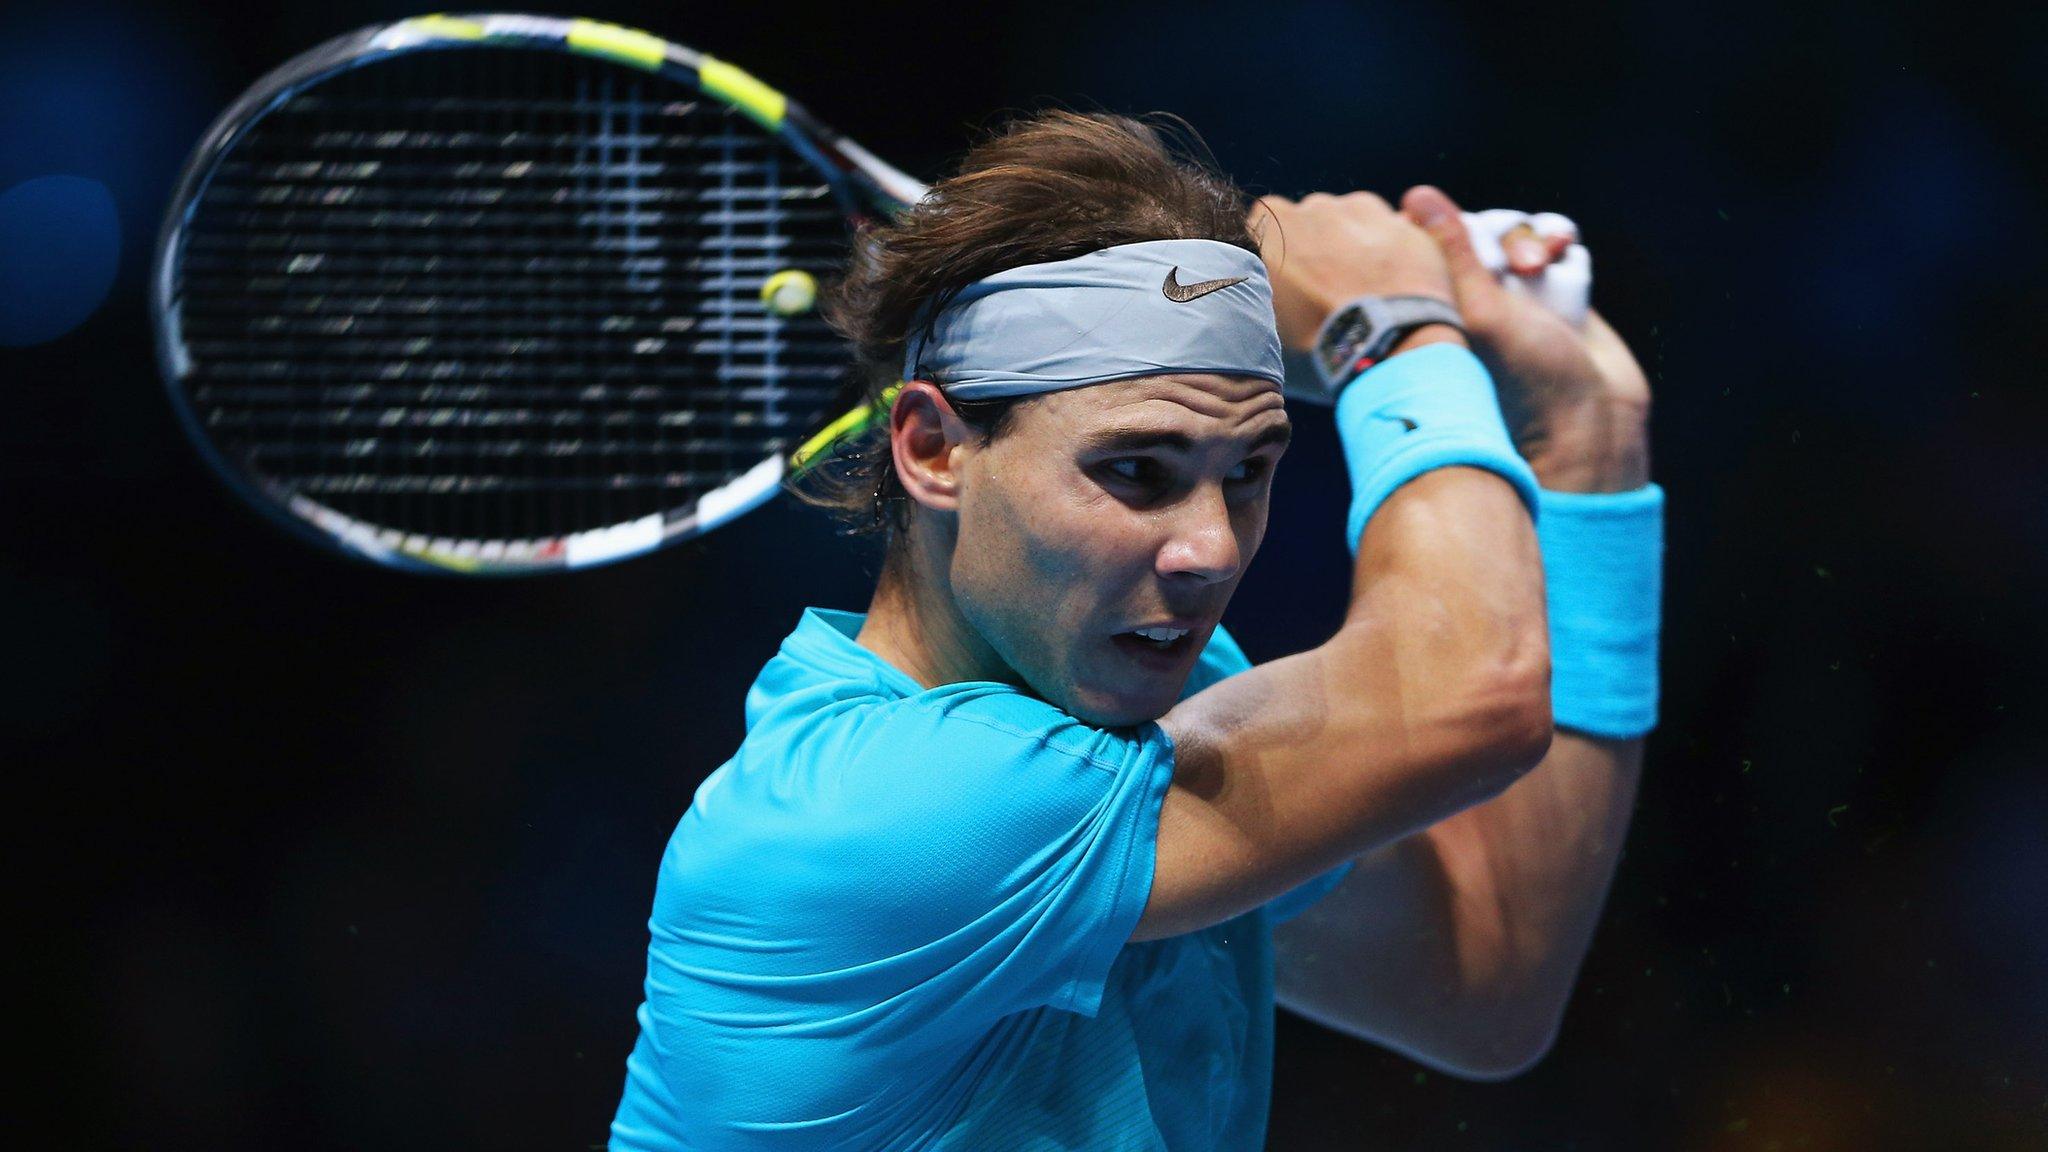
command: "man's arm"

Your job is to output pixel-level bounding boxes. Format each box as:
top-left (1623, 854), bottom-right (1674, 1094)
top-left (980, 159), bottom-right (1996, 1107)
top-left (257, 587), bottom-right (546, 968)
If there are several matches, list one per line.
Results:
top-left (1137, 193), bottom-right (1554, 942)
top-left (1273, 403), bottom-right (1649, 1076)
top-left (1274, 190), bottom-right (1657, 1078)
top-left (1273, 735), bottom-right (1642, 1078)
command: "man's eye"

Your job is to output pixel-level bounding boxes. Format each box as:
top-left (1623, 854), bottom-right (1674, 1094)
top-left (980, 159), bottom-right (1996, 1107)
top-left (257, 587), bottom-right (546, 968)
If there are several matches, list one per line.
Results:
top-left (1227, 459), bottom-right (1270, 483)
top-left (1105, 458), bottom-right (1160, 484)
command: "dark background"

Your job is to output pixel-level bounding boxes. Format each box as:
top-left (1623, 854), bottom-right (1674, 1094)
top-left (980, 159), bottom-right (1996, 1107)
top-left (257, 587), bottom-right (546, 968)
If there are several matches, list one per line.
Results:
top-left (6, 0), bottom-right (2045, 1148)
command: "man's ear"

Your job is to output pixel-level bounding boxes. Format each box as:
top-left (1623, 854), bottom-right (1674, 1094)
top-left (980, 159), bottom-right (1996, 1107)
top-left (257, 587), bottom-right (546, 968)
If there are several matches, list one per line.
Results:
top-left (889, 380), bottom-right (972, 513)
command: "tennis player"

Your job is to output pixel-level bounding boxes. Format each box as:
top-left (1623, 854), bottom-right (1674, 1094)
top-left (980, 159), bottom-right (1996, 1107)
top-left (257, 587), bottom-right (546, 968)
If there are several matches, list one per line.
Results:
top-left (611, 111), bottom-right (1659, 1150)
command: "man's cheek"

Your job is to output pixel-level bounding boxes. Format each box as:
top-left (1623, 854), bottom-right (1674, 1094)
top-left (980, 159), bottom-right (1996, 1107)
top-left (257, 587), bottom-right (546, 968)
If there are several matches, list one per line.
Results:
top-left (1006, 499), bottom-right (1094, 590)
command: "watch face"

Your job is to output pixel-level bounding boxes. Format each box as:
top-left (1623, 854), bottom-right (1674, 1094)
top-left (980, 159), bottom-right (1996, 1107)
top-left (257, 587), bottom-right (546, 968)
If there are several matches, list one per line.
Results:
top-left (1317, 308), bottom-right (1376, 381)
top-left (1313, 297), bottom-right (1462, 391)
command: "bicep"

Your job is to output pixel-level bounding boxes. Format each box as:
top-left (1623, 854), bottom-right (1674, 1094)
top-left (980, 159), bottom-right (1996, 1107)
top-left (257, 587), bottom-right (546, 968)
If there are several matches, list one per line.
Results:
top-left (1135, 630), bottom-right (1535, 943)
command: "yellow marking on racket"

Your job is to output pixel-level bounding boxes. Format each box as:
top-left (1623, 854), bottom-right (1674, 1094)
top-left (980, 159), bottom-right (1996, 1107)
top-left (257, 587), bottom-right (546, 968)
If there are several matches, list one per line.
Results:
top-left (401, 544), bottom-right (484, 573)
top-left (402, 14), bottom-right (487, 41)
top-left (699, 58), bottom-right (788, 129)
top-left (790, 384), bottom-right (901, 473)
top-left (567, 19), bottom-right (668, 72)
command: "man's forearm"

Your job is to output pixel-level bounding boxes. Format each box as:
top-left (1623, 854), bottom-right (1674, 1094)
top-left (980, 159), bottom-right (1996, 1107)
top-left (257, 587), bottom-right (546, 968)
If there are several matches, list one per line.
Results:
top-left (1278, 402), bottom-right (1654, 1074)
top-left (1422, 401), bottom-right (1654, 1057)
top-left (1404, 726), bottom-right (1643, 1066)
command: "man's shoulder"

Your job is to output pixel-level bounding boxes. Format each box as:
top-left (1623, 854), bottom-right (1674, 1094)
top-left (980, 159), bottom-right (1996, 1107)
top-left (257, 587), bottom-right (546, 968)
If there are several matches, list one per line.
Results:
top-left (762, 681), bottom-right (1162, 784)
top-left (689, 681), bottom-right (1172, 928)
top-left (901, 683), bottom-right (1154, 759)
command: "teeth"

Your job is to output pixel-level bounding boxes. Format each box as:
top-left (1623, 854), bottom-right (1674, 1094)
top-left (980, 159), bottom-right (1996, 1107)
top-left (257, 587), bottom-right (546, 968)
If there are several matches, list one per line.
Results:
top-left (1133, 626), bottom-right (1189, 643)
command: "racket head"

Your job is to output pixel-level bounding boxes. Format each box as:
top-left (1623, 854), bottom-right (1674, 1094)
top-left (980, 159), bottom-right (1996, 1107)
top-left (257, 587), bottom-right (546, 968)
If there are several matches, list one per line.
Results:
top-left (152, 13), bottom-right (921, 575)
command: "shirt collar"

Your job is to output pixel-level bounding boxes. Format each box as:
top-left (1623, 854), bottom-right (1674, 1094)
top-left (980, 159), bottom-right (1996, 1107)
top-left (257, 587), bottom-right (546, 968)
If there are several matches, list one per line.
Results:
top-left (781, 607), bottom-right (928, 699)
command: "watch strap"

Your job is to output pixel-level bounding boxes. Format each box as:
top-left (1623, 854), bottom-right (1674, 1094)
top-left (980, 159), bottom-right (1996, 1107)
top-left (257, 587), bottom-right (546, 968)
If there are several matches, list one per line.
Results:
top-left (1310, 294), bottom-right (1466, 398)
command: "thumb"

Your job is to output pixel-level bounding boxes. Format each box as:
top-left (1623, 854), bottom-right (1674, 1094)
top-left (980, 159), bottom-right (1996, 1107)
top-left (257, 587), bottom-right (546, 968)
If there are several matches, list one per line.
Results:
top-left (1401, 185), bottom-right (1500, 304)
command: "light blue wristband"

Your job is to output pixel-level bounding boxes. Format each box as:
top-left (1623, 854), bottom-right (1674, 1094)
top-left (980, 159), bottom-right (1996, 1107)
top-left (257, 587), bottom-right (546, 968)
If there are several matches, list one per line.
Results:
top-left (1538, 483), bottom-right (1665, 738)
top-left (1334, 343), bottom-right (1539, 553)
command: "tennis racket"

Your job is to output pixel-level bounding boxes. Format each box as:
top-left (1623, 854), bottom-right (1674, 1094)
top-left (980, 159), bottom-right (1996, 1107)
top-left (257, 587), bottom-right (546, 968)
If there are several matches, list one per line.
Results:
top-left (153, 11), bottom-right (1592, 576)
top-left (153, 12), bottom-right (926, 575)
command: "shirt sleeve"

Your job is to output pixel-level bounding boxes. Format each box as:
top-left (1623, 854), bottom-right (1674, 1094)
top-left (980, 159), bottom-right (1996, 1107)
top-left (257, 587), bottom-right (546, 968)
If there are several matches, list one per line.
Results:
top-left (726, 685), bottom-right (1176, 1043)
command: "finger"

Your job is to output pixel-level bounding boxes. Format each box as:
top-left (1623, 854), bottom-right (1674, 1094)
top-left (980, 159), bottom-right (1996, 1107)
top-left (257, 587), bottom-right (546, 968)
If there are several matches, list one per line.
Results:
top-left (1340, 189), bottom-right (1391, 214)
top-left (1246, 196), bottom-right (1289, 259)
top-left (1500, 227), bottom-right (1572, 277)
top-left (1400, 185), bottom-right (1502, 305)
top-left (1500, 240), bottom-right (1591, 329)
top-left (1526, 211), bottom-right (1579, 273)
top-left (1461, 208), bottom-right (1530, 274)
top-left (1247, 194), bottom-right (1291, 228)
top-left (1501, 223), bottom-right (1553, 277)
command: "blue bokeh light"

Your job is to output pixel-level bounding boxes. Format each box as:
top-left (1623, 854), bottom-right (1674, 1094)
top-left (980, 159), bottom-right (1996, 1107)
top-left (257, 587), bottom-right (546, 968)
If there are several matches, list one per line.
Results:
top-left (0, 5), bottom-right (220, 326)
top-left (0, 175), bottom-right (120, 347)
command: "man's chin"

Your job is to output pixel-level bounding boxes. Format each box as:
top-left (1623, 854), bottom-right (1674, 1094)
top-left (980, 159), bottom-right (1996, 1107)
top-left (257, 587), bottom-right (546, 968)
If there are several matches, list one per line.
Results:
top-left (1057, 679), bottom-right (1186, 730)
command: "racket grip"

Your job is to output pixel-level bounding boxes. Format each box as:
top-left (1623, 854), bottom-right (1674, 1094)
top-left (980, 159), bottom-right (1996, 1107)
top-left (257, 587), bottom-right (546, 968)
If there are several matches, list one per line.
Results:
top-left (1460, 210), bottom-right (1592, 330)
top-left (1280, 208), bottom-right (1595, 402)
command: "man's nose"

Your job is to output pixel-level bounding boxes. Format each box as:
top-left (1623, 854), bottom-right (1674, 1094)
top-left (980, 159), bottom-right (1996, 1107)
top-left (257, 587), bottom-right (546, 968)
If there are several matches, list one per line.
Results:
top-left (1156, 487), bottom-right (1241, 584)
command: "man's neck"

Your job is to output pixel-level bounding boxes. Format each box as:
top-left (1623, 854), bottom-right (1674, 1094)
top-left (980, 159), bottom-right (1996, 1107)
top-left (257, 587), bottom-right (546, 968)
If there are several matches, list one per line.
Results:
top-left (855, 538), bottom-right (1018, 692)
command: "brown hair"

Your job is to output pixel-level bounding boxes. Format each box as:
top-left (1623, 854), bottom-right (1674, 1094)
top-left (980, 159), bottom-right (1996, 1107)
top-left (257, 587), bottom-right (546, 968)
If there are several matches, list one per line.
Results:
top-left (792, 110), bottom-right (1258, 538)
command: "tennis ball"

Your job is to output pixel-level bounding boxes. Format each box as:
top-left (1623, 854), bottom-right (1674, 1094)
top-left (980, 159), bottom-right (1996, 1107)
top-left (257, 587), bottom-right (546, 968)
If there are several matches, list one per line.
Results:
top-left (760, 269), bottom-right (818, 316)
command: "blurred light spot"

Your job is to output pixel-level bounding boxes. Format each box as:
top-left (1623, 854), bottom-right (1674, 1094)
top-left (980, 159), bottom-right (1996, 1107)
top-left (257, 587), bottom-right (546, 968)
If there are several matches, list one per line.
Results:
top-left (0, 175), bottom-right (120, 346)
top-left (0, 9), bottom-right (220, 297)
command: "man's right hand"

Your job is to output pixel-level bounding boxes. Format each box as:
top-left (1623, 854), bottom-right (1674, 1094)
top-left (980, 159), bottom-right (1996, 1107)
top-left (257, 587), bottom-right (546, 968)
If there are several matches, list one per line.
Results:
top-left (1249, 192), bottom-right (1461, 352)
top-left (1400, 184), bottom-right (1638, 479)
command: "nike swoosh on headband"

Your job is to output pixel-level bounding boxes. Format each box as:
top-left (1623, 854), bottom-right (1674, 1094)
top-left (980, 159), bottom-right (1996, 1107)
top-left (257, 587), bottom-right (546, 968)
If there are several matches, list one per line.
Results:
top-left (1162, 266), bottom-right (1249, 303)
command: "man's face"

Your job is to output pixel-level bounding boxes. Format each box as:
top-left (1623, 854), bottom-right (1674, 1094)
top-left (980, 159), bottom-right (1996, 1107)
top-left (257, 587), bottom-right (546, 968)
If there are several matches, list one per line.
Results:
top-left (946, 372), bottom-right (1290, 727)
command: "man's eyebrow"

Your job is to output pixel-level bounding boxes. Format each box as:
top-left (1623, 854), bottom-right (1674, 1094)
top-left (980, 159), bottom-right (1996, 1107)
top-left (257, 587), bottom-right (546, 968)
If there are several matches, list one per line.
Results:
top-left (1080, 422), bottom-right (1293, 454)
top-left (1080, 426), bottom-right (1197, 453)
top-left (1248, 422), bottom-right (1294, 452)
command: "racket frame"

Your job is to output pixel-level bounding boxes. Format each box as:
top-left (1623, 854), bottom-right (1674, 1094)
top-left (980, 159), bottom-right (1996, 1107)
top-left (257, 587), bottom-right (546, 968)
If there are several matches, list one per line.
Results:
top-left (152, 12), bottom-right (927, 574)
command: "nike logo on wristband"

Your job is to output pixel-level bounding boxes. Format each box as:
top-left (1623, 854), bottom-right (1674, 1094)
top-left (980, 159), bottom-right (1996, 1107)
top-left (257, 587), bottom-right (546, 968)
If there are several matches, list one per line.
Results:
top-left (1373, 408), bottom-right (1419, 433)
top-left (1162, 267), bottom-right (1248, 302)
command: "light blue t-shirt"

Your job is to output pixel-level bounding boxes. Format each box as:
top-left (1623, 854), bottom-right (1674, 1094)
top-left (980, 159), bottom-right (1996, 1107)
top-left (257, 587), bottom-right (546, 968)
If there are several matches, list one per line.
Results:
top-left (612, 609), bottom-right (1354, 1151)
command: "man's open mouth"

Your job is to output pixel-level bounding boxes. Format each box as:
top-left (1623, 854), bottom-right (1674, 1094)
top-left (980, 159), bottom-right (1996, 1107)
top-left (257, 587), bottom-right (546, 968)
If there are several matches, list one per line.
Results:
top-left (1113, 624), bottom-right (1198, 661)
top-left (1128, 625), bottom-right (1190, 647)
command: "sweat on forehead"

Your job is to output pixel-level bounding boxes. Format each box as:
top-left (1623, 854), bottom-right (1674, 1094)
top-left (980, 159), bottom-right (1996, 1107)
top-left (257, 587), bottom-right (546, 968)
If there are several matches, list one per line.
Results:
top-left (903, 239), bottom-right (1285, 402)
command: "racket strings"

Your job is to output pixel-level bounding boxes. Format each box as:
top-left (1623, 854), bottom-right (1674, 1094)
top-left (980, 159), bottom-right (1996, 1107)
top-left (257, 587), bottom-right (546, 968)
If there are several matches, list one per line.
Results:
top-left (171, 47), bottom-right (854, 548)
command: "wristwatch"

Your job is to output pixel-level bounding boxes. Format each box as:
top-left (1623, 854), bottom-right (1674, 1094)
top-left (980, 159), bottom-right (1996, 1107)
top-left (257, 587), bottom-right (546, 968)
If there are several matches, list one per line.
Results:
top-left (1310, 294), bottom-right (1466, 397)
